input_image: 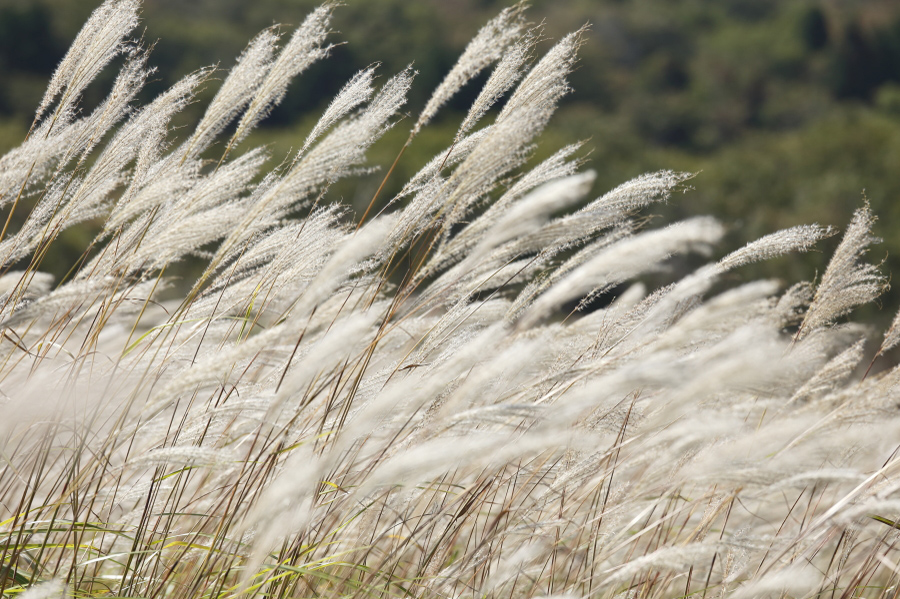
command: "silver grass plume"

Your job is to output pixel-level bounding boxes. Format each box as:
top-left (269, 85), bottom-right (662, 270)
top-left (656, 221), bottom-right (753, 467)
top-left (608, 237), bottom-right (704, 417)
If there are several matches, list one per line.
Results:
top-left (182, 27), bottom-right (280, 160)
top-left (874, 307), bottom-right (900, 380)
top-left (580, 169), bottom-right (692, 215)
top-left (392, 127), bottom-right (490, 204)
top-left (436, 105), bottom-right (553, 242)
top-left (111, 149), bottom-right (268, 274)
top-left (789, 338), bottom-right (866, 405)
top-left (497, 27), bottom-right (586, 124)
top-left (228, 2), bottom-right (336, 150)
top-left (882, 308), bottom-right (900, 355)
top-left (469, 169), bottom-right (593, 261)
top-left (94, 69), bottom-right (212, 231)
top-left (412, 1), bottom-right (527, 136)
top-left (295, 65), bottom-right (378, 158)
top-left (383, 128), bottom-right (492, 254)
top-left (36, 0), bottom-right (140, 126)
top-left (209, 67), bottom-right (413, 270)
top-left (0, 48), bottom-right (148, 208)
top-left (717, 224), bottom-right (835, 272)
top-left (516, 217), bottom-right (725, 329)
top-left (800, 202), bottom-right (887, 336)
top-left (456, 31), bottom-right (536, 140)
top-left (420, 144), bottom-right (586, 279)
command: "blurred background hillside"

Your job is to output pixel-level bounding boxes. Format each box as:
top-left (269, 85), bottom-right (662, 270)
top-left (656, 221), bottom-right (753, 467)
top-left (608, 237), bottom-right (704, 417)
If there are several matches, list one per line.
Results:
top-left (1, 0), bottom-right (900, 315)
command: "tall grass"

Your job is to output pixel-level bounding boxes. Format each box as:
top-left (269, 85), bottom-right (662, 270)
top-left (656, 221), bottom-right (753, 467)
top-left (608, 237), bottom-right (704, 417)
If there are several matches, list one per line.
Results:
top-left (2, 2), bottom-right (900, 598)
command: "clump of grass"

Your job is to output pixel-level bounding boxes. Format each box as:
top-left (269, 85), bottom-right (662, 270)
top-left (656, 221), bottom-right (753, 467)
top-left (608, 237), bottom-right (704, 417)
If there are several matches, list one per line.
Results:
top-left (2, 2), bottom-right (900, 599)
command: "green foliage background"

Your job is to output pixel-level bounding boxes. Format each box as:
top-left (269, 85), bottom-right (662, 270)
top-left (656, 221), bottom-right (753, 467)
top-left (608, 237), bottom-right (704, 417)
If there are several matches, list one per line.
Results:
top-left (2, 0), bottom-right (900, 314)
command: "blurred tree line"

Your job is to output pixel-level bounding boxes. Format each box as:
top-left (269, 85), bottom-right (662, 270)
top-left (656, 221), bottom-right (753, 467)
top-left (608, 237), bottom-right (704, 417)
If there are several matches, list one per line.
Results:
top-left (2, 0), bottom-right (900, 318)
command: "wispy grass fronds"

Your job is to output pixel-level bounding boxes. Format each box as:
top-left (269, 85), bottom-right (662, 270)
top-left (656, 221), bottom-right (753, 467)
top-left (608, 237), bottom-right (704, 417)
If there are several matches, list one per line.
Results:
top-left (183, 27), bottom-right (280, 161)
top-left (717, 223), bottom-right (835, 272)
top-left (3, 4), bottom-right (900, 599)
top-left (226, 2), bottom-right (337, 155)
top-left (789, 337), bottom-right (866, 404)
top-left (801, 202), bottom-right (887, 336)
top-left (456, 30), bottom-right (537, 140)
top-left (210, 67), bottom-right (412, 268)
top-left (497, 27), bottom-right (585, 123)
top-left (413, 1), bottom-right (527, 136)
top-left (517, 216), bottom-right (724, 329)
top-left (36, 0), bottom-right (140, 126)
top-left (296, 66), bottom-right (378, 159)
top-left (881, 308), bottom-right (900, 354)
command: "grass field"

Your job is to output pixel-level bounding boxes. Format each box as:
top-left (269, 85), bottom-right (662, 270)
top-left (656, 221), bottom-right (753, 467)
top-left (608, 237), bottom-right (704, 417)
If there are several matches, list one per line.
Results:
top-left (3, 2), bottom-right (900, 598)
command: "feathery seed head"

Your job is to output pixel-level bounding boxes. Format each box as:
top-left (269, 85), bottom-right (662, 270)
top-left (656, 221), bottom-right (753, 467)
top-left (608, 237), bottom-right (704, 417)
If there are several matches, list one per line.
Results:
top-left (413, 1), bottom-right (528, 136)
top-left (230, 3), bottom-right (336, 147)
top-left (37, 0), bottom-right (140, 123)
top-left (801, 202), bottom-right (887, 335)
